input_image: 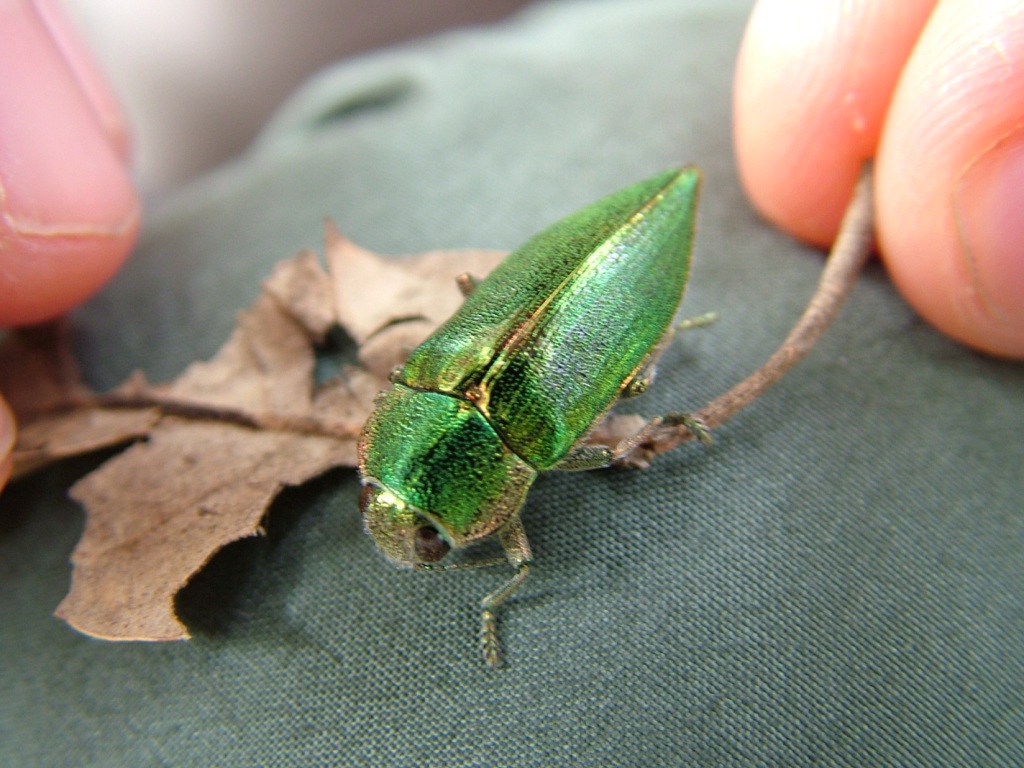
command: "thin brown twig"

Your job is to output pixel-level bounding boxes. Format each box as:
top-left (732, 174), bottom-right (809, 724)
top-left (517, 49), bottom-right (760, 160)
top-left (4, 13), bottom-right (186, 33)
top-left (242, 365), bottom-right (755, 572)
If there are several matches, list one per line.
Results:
top-left (695, 161), bottom-right (876, 429)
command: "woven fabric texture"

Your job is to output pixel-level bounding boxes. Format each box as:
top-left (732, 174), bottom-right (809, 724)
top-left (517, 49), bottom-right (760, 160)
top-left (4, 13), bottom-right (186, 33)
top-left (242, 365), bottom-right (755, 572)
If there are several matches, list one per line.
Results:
top-left (2, 1), bottom-right (1022, 765)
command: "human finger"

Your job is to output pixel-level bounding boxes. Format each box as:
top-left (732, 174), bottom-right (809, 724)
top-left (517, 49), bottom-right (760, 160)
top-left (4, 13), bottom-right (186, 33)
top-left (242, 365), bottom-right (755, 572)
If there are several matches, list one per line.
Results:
top-left (0, 0), bottom-right (139, 327)
top-left (876, 0), bottom-right (1024, 358)
top-left (733, 0), bottom-right (936, 245)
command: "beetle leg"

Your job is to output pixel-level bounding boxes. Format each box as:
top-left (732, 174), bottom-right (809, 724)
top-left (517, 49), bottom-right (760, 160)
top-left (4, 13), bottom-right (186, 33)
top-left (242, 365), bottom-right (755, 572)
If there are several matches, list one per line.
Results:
top-left (675, 310), bottom-right (718, 332)
top-left (620, 337), bottom-right (670, 398)
top-left (552, 444), bottom-right (614, 471)
top-left (455, 272), bottom-right (479, 297)
top-left (611, 412), bottom-right (713, 469)
top-left (481, 518), bottom-right (532, 668)
top-left (621, 311), bottom-right (717, 399)
top-left (621, 324), bottom-right (682, 399)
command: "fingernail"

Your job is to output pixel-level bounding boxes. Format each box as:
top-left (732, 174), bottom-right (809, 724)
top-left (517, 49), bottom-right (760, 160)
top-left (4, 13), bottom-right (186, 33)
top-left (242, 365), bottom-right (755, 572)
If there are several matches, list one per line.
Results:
top-left (953, 130), bottom-right (1024, 332)
top-left (0, 1), bottom-right (136, 235)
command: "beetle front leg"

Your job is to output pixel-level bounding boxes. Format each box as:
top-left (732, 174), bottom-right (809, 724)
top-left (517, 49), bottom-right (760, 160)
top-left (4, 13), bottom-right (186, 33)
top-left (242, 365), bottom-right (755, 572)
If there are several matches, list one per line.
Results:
top-left (621, 312), bottom-right (718, 398)
top-left (481, 518), bottom-right (533, 668)
top-left (621, 336), bottom-right (671, 399)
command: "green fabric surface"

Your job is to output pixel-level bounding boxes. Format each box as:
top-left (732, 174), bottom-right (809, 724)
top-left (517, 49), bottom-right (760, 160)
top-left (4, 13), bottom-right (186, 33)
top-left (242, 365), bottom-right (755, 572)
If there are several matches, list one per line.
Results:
top-left (3, 1), bottom-right (1023, 765)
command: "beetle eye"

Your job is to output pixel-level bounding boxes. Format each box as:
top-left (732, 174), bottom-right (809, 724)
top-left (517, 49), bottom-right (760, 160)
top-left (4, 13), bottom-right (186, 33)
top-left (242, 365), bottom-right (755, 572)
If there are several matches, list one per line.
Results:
top-left (414, 525), bottom-right (450, 563)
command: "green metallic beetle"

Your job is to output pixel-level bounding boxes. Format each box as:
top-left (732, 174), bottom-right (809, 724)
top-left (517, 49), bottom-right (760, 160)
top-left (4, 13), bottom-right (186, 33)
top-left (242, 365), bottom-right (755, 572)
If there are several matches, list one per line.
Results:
top-left (358, 167), bottom-right (706, 666)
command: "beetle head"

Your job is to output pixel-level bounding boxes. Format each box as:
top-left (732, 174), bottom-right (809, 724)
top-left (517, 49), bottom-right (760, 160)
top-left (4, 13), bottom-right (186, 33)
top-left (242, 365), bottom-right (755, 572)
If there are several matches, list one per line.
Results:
top-left (359, 480), bottom-right (451, 567)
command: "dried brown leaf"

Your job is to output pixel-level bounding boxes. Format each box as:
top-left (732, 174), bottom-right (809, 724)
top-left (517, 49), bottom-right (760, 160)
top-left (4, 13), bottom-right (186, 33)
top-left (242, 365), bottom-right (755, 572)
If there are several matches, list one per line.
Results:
top-left (327, 224), bottom-right (505, 378)
top-left (12, 407), bottom-right (160, 479)
top-left (59, 417), bottom-right (352, 640)
top-left (0, 322), bottom-right (159, 480)
top-left (159, 250), bottom-right (331, 415)
top-left (0, 226), bottom-right (505, 642)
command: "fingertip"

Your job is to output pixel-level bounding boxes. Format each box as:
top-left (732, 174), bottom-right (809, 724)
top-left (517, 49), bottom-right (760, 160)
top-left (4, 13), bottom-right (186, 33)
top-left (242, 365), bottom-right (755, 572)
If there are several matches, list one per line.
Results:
top-left (877, 0), bottom-right (1024, 359)
top-left (0, 0), bottom-right (139, 327)
top-left (734, 0), bottom-right (863, 245)
top-left (734, 0), bottom-right (935, 245)
top-left (949, 133), bottom-right (1024, 358)
top-left (881, 133), bottom-right (1024, 359)
top-left (0, 223), bottom-right (140, 327)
